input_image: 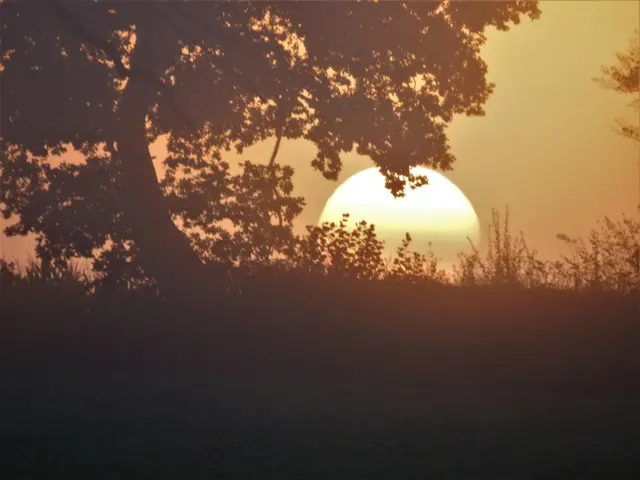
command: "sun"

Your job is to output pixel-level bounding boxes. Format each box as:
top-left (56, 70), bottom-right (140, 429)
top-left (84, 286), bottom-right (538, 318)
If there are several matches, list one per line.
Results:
top-left (318, 167), bottom-right (481, 267)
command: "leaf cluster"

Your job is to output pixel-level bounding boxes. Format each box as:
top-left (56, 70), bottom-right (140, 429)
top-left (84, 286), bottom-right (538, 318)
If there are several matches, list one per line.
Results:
top-left (1, 1), bottom-right (540, 193)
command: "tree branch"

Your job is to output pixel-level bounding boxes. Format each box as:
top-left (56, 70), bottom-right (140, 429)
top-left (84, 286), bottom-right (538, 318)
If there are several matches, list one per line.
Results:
top-left (267, 108), bottom-right (288, 227)
top-left (268, 128), bottom-right (284, 168)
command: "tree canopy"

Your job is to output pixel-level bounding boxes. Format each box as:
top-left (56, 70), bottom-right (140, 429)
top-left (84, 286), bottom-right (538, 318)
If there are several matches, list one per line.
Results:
top-left (0, 1), bottom-right (541, 296)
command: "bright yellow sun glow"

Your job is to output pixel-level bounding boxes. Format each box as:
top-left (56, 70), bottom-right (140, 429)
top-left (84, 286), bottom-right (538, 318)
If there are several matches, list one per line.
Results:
top-left (318, 167), bottom-right (481, 265)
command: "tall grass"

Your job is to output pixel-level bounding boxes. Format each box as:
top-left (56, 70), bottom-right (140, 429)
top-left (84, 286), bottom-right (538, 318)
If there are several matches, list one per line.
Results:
top-left (0, 257), bottom-right (90, 297)
top-left (1, 207), bottom-right (637, 298)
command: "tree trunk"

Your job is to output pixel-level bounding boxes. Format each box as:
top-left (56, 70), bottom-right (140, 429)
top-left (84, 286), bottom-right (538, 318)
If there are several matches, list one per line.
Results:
top-left (115, 26), bottom-right (207, 300)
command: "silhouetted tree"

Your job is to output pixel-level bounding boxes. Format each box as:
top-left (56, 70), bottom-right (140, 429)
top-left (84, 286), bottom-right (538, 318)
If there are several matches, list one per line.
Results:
top-left (0, 1), bottom-right (540, 297)
top-left (596, 31), bottom-right (639, 143)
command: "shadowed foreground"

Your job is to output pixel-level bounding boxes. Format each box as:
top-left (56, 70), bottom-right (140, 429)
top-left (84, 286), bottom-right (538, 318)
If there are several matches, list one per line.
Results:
top-left (1, 282), bottom-right (638, 478)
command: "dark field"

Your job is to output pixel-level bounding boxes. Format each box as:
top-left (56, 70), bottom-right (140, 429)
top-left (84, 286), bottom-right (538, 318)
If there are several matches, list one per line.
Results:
top-left (1, 283), bottom-right (638, 479)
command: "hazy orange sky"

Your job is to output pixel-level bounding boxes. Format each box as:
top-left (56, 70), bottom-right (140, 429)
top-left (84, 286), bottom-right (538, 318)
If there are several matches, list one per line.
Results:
top-left (1, 0), bottom-right (639, 262)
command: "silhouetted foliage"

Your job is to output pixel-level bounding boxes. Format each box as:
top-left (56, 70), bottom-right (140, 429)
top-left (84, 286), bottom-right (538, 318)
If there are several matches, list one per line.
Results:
top-left (290, 214), bottom-right (385, 280)
top-left (161, 136), bottom-right (305, 271)
top-left (0, 0), bottom-right (541, 294)
top-left (555, 215), bottom-right (639, 294)
top-left (596, 31), bottom-right (640, 143)
top-left (388, 233), bottom-right (449, 285)
top-left (2, 205), bottom-right (637, 297)
top-left (453, 207), bottom-right (545, 287)
top-left (594, 30), bottom-right (639, 290)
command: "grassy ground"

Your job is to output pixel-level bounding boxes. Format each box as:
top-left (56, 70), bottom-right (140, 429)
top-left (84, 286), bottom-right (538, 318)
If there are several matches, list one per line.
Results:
top-left (1, 285), bottom-right (638, 478)
top-left (2, 373), bottom-right (637, 479)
